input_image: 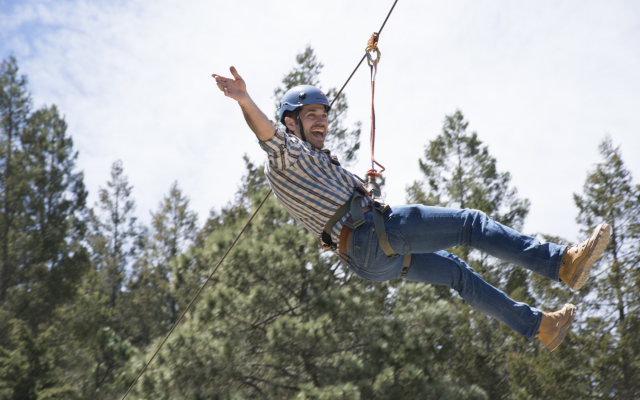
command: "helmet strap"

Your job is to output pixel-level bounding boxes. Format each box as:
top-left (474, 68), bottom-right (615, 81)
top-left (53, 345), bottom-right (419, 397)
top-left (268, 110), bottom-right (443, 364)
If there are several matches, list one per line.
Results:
top-left (296, 116), bottom-right (308, 144)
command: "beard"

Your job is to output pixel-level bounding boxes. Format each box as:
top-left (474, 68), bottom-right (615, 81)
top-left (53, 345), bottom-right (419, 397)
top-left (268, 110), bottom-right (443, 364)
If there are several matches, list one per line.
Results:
top-left (296, 117), bottom-right (326, 148)
top-left (296, 118), bottom-right (326, 148)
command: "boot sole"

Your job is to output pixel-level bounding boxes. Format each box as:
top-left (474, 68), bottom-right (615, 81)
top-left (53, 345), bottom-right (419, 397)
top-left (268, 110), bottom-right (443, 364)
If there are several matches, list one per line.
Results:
top-left (547, 304), bottom-right (577, 352)
top-left (569, 223), bottom-right (611, 290)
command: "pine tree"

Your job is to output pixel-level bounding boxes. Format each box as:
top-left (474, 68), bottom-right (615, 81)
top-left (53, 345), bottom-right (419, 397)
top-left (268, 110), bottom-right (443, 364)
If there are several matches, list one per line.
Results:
top-left (0, 319), bottom-right (80, 400)
top-left (408, 111), bottom-right (530, 233)
top-left (406, 110), bottom-right (533, 398)
top-left (151, 181), bottom-right (198, 268)
top-left (0, 57), bottom-right (32, 307)
top-left (51, 281), bottom-right (133, 399)
top-left (59, 160), bottom-right (144, 398)
top-left (18, 104), bottom-right (89, 326)
top-left (573, 136), bottom-right (640, 398)
top-left (121, 182), bottom-right (198, 348)
top-left (0, 56), bottom-right (89, 399)
top-left (505, 136), bottom-right (640, 399)
top-left (88, 160), bottom-right (144, 307)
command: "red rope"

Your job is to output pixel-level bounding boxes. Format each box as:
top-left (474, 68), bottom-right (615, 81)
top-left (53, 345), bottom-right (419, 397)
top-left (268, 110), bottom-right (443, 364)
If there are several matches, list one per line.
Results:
top-left (366, 34), bottom-right (385, 178)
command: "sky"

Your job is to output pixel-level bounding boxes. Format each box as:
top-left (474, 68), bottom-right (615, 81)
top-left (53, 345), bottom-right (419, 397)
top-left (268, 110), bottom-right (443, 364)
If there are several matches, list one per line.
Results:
top-left (1, 0), bottom-right (639, 243)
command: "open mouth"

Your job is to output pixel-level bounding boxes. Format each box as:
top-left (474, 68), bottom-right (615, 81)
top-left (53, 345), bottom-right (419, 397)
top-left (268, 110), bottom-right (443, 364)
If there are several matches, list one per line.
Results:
top-left (309, 130), bottom-right (325, 141)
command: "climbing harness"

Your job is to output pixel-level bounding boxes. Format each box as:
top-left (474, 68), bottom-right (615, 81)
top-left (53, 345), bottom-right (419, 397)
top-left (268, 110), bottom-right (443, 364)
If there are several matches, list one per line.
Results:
top-left (121, 1), bottom-right (401, 399)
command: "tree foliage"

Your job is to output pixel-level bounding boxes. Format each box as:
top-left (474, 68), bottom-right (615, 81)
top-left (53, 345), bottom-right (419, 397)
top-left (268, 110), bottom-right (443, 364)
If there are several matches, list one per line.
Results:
top-left (0, 56), bottom-right (89, 399)
top-left (406, 110), bottom-right (537, 398)
top-left (0, 57), bottom-right (89, 328)
top-left (132, 159), bottom-right (484, 400)
top-left (573, 136), bottom-right (640, 398)
top-left (1, 52), bottom-right (639, 400)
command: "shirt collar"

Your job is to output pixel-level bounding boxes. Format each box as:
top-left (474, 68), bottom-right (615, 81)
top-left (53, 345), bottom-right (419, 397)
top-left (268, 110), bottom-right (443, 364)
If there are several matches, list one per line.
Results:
top-left (284, 128), bottom-right (342, 165)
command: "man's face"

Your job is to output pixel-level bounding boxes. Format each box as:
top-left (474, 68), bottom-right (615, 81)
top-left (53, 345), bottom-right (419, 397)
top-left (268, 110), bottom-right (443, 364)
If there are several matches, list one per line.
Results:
top-left (290, 104), bottom-right (329, 149)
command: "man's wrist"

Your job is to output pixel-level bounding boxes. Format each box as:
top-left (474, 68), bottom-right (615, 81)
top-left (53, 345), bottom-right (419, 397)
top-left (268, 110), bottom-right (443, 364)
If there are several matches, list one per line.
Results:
top-left (236, 93), bottom-right (253, 107)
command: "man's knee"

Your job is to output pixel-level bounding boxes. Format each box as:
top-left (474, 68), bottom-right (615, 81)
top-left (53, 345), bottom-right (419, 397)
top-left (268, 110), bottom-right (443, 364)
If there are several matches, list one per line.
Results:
top-left (437, 251), bottom-right (475, 292)
top-left (459, 208), bottom-right (491, 246)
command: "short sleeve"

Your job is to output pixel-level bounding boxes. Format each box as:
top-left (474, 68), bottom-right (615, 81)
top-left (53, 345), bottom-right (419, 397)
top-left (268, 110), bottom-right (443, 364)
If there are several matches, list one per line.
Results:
top-left (258, 126), bottom-right (303, 170)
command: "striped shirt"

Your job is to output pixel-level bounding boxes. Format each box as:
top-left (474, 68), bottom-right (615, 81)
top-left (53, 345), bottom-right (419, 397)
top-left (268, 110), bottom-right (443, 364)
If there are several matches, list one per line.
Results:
top-left (259, 126), bottom-right (368, 246)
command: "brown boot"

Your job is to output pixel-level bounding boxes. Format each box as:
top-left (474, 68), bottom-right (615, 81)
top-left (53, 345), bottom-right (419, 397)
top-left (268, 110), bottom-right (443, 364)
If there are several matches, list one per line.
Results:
top-left (559, 223), bottom-right (611, 290)
top-left (536, 303), bottom-right (576, 352)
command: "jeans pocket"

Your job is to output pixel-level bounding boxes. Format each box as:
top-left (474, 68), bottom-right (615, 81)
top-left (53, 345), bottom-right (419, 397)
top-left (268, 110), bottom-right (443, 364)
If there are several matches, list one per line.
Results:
top-left (366, 228), bottom-right (409, 269)
top-left (350, 220), bottom-right (374, 266)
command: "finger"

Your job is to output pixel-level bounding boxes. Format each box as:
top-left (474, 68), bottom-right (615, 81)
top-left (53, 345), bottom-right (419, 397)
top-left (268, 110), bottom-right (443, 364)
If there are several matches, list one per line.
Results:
top-left (212, 74), bottom-right (230, 81)
top-left (214, 78), bottom-right (229, 91)
top-left (229, 66), bottom-right (242, 80)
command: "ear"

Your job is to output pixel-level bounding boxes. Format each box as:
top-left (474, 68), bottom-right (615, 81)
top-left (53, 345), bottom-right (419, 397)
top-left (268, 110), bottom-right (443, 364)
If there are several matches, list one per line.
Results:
top-left (284, 116), bottom-right (296, 133)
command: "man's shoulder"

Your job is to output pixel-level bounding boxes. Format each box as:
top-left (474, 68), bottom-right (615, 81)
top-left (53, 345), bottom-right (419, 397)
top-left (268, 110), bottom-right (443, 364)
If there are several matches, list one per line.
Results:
top-left (260, 124), bottom-right (286, 147)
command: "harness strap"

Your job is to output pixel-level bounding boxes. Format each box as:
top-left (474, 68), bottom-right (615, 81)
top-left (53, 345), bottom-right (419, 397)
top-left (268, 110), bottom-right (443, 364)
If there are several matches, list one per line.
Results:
top-left (400, 254), bottom-right (411, 277)
top-left (349, 190), bottom-right (368, 228)
top-left (371, 204), bottom-right (411, 276)
top-left (371, 205), bottom-right (397, 257)
top-left (320, 185), bottom-right (370, 249)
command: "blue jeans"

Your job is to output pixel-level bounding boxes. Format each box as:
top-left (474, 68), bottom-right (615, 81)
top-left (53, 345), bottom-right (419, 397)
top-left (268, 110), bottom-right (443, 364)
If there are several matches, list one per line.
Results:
top-left (343, 205), bottom-right (566, 340)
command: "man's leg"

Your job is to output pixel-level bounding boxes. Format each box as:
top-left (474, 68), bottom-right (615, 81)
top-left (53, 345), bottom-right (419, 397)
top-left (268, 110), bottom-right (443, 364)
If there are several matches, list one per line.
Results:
top-left (402, 251), bottom-right (542, 339)
top-left (345, 208), bottom-right (577, 347)
top-left (385, 205), bottom-right (565, 282)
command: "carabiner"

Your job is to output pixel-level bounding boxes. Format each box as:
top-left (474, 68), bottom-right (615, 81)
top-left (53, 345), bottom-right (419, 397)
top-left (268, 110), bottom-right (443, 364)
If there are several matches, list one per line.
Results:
top-left (365, 32), bottom-right (381, 67)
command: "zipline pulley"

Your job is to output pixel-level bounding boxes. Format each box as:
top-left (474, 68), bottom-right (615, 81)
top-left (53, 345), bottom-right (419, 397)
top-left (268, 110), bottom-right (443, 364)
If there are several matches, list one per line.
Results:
top-left (365, 32), bottom-right (381, 67)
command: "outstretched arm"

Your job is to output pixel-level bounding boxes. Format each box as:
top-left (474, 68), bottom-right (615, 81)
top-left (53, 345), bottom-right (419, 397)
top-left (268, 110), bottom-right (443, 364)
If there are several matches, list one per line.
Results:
top-left (212, 66), bottom-right (275, 142)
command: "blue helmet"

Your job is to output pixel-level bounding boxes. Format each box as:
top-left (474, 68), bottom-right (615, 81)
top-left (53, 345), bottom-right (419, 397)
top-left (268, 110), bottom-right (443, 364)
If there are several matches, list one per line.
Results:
top-left (278, 85), bottom-right (331, 122)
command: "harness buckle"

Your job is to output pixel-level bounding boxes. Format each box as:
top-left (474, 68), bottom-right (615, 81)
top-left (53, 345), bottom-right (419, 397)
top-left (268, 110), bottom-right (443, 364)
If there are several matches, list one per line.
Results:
top-left (372, 201), bottom-right (390, 214)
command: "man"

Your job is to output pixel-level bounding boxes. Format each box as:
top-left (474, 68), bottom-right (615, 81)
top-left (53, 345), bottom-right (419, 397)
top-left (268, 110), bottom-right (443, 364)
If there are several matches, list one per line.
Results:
top-left (212, 66), bottom-right (610, 351)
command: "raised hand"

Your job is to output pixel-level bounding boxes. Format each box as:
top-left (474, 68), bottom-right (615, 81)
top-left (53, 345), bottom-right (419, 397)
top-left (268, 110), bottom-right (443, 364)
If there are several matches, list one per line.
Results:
top-left (212, 66), bottom-right (248, 102)
top-left (211, 66), bottom-right (275, 141)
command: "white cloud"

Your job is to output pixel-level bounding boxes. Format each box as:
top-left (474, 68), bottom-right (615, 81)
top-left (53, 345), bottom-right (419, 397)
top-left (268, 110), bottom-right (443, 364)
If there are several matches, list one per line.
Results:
top-left (1, 0), bottom-right (639, 242)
